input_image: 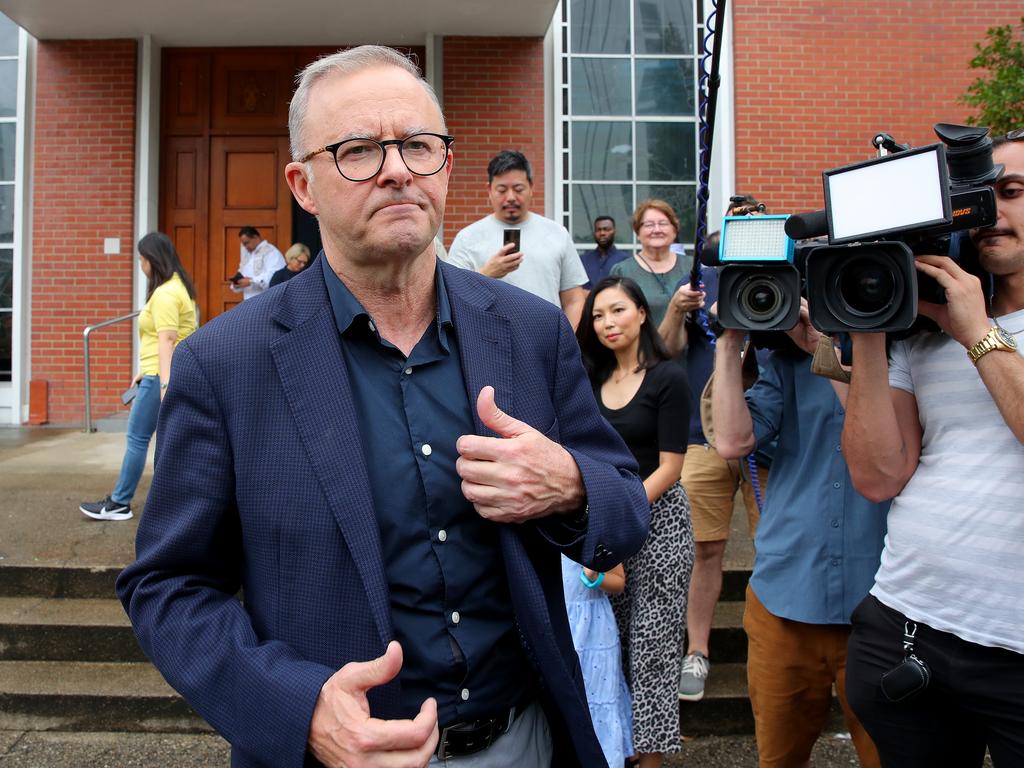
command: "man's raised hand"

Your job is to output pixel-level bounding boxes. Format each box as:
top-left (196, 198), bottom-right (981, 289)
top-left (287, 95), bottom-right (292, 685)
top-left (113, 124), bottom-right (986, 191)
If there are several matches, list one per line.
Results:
top-left (456, 386), bottom-right (585, 523)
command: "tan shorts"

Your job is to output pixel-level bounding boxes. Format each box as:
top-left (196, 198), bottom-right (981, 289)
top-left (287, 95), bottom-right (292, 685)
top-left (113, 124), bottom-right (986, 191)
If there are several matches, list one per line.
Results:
top-left (681, 443), bottom-right (766, 542)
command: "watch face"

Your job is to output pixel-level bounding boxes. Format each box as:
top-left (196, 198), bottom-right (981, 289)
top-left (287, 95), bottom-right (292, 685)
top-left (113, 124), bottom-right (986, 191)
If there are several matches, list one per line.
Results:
top-left (996, 326), bottom-right (1018, 349)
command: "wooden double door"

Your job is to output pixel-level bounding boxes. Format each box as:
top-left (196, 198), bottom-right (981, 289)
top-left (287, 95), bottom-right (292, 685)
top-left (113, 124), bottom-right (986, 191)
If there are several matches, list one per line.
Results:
top-left (160, 46), bottom-right (425, 323)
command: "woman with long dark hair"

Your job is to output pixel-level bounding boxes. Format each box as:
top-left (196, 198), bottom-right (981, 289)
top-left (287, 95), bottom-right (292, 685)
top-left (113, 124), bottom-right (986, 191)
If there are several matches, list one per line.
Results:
top-left (80, 232), bottom-right (197, 521)
top-left (576, 276), bottom-right (695, 767)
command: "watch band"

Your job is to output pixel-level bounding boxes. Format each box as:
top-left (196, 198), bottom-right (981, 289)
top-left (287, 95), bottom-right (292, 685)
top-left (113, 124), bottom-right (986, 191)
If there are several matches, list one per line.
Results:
top-left (967, 326), bottom-right (1017, 365)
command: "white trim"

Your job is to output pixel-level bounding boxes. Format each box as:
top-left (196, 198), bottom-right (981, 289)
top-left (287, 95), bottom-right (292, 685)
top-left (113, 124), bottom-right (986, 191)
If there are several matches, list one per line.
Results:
top-left (707, 0), bottom-right (735, 230)
top-left (543, 15), bottom-right (555, 219)
top-left (3, 28), bottom-right (34, 424)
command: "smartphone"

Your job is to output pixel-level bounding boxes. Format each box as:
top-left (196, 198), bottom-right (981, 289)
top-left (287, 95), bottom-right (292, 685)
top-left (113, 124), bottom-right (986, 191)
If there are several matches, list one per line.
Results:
top-left (502, 229), bottom-right (521, 253)
top-left (121, 384), bottom-right (139, 406)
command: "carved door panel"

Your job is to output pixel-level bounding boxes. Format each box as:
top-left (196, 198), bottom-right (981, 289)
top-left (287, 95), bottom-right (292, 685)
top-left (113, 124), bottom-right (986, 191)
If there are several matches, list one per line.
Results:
top-left (207, 136), bottom-right (293, 319)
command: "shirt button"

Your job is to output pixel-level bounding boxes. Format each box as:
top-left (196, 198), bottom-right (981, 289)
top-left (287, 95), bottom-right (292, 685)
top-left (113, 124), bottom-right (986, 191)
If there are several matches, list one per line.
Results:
top-left (831, 558), bottom-right (840, 567)
top-left (831, 519), bottom-right (840, 528)
top-left (404, 367), bottom-right (412, 375)
top-left (835, 445), bottom-right (842, 452)
top-left (421, 444), bottom-right (432, 456)
top-left (438, 529), bottom-right (448, 542)
top-left (367, 320), bottom-right (376, 332)
top-left (460, 688), bottom-right (470, 701)
top-left (833, 482), bottom-right (841, 489)
top-left (451, 611), bottom-right (461, 624)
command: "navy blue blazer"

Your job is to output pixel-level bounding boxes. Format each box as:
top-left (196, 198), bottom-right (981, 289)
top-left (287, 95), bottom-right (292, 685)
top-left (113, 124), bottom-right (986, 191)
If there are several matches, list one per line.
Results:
top-left (117, 261), bottom-right (649, 767)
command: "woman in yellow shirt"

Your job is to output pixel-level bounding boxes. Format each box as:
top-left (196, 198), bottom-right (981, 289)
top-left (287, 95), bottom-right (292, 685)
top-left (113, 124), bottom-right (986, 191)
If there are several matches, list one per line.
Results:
top-left (80, 232), bottom-right (197, 521)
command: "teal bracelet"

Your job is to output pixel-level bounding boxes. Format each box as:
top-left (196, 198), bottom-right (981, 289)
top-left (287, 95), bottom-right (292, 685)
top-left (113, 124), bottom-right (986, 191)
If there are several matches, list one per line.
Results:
top-left (579, 570), bottom-right (605, 589)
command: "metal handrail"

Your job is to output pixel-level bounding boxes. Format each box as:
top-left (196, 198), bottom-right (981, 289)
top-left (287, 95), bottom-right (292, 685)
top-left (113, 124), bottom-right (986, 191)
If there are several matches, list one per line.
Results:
top-left (82, 311), bottom-right (140, 432)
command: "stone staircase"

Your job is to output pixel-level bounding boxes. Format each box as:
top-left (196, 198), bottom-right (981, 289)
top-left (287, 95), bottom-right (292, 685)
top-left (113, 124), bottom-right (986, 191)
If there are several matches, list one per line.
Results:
top-left (0, 563), bottom-right (209, 733)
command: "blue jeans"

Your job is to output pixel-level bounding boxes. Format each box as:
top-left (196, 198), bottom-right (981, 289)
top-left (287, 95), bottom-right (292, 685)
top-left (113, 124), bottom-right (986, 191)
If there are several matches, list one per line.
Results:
top-left (111, 374), bottom-right (161, 505)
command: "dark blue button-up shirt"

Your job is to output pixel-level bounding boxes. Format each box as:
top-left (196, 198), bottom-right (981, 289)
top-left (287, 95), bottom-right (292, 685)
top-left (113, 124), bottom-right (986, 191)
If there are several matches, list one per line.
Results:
top-left (580, 245), bottom-right (629, 288)
top-left (321, 257), bottom-right (532, 725)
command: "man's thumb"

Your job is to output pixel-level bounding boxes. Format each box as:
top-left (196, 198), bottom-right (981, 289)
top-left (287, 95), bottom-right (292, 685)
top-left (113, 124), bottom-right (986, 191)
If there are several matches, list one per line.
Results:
top-left (341, 640), bottom-right (404, 694)
top-left (477, 386), bottom-right (531, 439)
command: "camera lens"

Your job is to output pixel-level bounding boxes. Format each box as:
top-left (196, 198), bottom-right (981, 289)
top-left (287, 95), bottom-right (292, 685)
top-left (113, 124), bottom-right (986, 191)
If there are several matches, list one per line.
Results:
top-left (824, 252), bottom-right (904, 329)
top-left (738, 275), bottom-right (786, 323)
top-left (839, 259), bottom-right (896, 315)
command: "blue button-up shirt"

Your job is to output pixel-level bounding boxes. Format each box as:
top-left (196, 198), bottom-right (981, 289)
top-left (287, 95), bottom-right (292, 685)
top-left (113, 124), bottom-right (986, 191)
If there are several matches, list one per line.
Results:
top-left (321, 257), bottom-right (532, 724)
top-left (746, 351), bottom-right (889, 624)
top-left (580, 245), bottom-right (629, 288)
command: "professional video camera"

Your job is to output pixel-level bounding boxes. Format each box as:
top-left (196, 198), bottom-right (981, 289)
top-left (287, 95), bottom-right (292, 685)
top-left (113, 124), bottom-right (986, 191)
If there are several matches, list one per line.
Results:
top-left (785, 123), bottom-right (1002, 333)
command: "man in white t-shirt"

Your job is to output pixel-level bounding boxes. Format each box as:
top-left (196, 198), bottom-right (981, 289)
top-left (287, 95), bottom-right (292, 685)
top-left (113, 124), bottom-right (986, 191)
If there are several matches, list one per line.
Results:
top-left (842, 131), bottom-right (1024, 766)
top-left (446, 150), bottom-right (588, 328)
top-left (232, 226), bottom-right (286, 301)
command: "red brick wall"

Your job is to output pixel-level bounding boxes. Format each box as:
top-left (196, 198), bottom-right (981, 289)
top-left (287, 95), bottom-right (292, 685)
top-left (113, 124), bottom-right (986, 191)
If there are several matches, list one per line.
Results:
top-left (32, 40), bottom-right (138, 425)
top-left (733, 1), bottom-right (1022, 214)
top-left (441, 37), bottom-right (547, 245)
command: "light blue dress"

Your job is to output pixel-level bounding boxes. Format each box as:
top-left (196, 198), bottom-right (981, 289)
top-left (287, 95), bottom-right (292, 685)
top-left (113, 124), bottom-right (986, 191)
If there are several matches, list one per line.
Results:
top-left (561, 555), bottom-right (634, 767)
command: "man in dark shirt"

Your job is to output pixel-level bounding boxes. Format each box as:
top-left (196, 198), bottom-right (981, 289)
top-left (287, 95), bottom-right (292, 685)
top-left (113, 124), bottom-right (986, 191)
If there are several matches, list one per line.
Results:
top-left (116, 45), bottom-right (648, 768)
top-left (579, 215), bottom-right (628, 288)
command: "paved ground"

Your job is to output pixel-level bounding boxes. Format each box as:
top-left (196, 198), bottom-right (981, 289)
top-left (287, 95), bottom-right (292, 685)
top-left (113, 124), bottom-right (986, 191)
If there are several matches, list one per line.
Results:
top-left (0, 730), bottom-right (867, 767)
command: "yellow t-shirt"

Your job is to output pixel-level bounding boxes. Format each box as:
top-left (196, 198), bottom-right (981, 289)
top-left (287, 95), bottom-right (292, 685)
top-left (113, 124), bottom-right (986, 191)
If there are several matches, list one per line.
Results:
top-left (138, 273), bottom-right (197, 376)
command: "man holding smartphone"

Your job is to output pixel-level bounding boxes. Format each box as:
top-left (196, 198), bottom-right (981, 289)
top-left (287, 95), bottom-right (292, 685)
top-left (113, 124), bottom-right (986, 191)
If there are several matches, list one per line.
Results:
top-left (446, 150), bottom-right (588, 328)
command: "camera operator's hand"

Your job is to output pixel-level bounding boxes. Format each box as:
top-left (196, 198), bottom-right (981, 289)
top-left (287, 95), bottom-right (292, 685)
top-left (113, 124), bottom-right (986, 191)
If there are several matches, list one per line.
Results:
top-left (481, 242), bottom-right (523, 279)
top-left (914, 255), bottom-right (991, 348)
top-left (784, 298), bottom-right (822, 356)
top-left (665, 284), bottom-right (706, 319)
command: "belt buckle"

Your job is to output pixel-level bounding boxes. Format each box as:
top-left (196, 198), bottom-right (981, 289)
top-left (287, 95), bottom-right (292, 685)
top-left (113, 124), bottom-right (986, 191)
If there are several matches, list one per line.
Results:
top-left (435, 724), bottom-right (454, 761)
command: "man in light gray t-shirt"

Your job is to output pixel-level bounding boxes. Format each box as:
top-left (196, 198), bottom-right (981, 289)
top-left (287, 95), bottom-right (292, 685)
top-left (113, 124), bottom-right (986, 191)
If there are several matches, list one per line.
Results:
top-left (446, 150), bottom-right (587, 329)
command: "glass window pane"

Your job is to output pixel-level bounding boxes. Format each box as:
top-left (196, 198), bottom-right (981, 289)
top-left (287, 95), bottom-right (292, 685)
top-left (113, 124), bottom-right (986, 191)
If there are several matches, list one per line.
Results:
top-left (570, 0), bottom-right (630, 54)
top-left (0, 311), bottom-right (11, 382)
top-left (635, 0), bottom-right (694, 55)
top-left (0, 123), bottom-right (14, 181)
top-left (571, 122), bottom-right (633, 181)
top-left (0, 247), bottom-right (10, 309)
top-left (0, 185), bottom-right (13, 243)
top-left (571, 58), bottom-right (631, 116)
top-left (636, 59), bottom-right (695, 115)
top-left (637, 184), bottom-right (697, 244)
top-left (0, 60), bottom-right (15, 118)
top-left (571, 184), bottom-right (634, 244)
top-left (0, 15), bottom-right (17, 57)
top-left (636, 122), bottom-right (696, 181)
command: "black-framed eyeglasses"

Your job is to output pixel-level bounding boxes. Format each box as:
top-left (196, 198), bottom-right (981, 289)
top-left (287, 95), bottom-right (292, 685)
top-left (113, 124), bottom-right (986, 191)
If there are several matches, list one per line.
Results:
top-left (1007, 128), bottom-right (1024, 141)
top-left (299, 132), bottom-right (454, 182)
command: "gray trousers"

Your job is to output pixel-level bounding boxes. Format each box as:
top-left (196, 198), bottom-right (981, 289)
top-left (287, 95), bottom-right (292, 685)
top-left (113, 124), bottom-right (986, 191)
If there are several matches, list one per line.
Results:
top-left (428, 701), bottom-right (553, 767)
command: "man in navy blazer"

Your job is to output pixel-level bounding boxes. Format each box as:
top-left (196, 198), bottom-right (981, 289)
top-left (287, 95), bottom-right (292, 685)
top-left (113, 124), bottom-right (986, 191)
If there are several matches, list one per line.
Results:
top-left (117, 45), bottom-right (649, 768)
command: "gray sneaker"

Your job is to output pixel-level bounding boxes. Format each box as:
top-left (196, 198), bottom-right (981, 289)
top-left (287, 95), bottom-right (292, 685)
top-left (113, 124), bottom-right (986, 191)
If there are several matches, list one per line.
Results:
top-left (678, 651), bottom-right (710, 701)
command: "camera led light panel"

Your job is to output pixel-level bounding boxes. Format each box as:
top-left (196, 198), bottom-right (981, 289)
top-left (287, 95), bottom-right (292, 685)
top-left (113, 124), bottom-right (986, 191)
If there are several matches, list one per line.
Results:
top-left (825, 145), bottom-right (952, 244)
top-left (719, 215), bottom-right (795, 263)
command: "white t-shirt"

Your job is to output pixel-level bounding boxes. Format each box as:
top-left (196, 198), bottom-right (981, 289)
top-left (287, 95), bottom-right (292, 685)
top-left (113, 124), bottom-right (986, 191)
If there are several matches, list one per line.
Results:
top-left (871, 308), bottom-right (1024, 653)
top-left (445, 213), bottom-right (587, 307)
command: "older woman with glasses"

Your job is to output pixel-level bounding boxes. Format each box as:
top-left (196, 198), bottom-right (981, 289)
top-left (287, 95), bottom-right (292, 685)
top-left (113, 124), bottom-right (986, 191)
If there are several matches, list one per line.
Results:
top-left (270, 242), bottom-right (312, 287)
top-left (611, 200), bottom-right (702, 329)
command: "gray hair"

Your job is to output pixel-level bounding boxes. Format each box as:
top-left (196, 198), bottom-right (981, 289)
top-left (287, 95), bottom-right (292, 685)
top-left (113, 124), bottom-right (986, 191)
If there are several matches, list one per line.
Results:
top-left (288, 45), bottom-right (446, 162)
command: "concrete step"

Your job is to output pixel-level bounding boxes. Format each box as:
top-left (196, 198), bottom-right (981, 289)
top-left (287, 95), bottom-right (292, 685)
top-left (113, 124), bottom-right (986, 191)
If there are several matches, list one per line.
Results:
top-left (0, 661), bottom-right (210, 733)
top-left (0, 564), bottom-right (121, 600)
top-left (0, 597), bottom-right (145, 662)
top-left (679, 662), bottom-right (845, 737)
top-left (706, 600), bottom-right (746, 664)
top-left (719, 568), bottom-right (750, 603)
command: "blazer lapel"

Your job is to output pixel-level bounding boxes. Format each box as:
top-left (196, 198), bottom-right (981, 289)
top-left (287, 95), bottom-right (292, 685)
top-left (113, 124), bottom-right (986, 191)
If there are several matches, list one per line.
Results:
top-left (443, 267), bottom-right (513, 435)
top-left (270, 297), bottom-right (393, 647)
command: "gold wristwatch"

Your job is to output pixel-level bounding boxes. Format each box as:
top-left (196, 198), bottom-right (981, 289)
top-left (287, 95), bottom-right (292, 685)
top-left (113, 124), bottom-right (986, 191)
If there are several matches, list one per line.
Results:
top-left (967, 325), bottom-right (1018, 365)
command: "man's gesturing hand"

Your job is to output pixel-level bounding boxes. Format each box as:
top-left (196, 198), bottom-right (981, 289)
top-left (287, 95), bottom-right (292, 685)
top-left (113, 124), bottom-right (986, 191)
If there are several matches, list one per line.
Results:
top-left (456, 386), bottom-right (586, 523)
top-left (308, 641), bottom-right (438, 768)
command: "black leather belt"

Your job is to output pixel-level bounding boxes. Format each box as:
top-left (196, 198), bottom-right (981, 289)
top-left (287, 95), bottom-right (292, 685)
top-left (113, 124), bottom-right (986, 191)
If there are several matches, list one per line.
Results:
top-left (435, 696), bottom-right (533, 760)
